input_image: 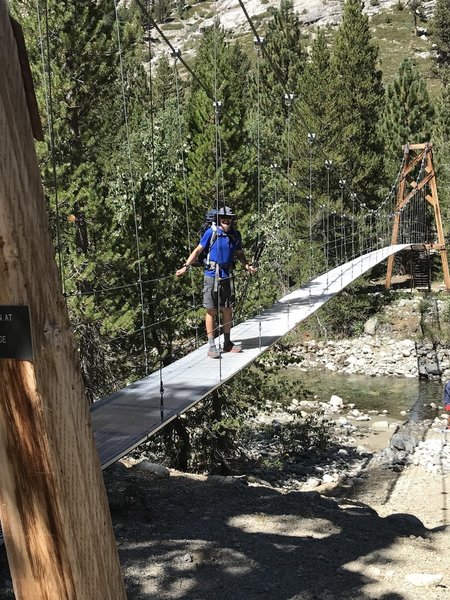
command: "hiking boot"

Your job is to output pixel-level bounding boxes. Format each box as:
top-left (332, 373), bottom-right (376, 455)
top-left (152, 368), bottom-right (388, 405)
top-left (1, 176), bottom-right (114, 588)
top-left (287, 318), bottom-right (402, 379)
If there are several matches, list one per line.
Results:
top-left (223, 342), bottom-right (242, 353)
top-left (207, 347), bottom-right (220, 359)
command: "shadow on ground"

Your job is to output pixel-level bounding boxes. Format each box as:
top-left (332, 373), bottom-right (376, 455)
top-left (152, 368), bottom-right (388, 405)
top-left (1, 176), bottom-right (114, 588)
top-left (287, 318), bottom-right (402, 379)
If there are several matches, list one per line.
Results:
top-left (104, 464), bottom-right (441, 600)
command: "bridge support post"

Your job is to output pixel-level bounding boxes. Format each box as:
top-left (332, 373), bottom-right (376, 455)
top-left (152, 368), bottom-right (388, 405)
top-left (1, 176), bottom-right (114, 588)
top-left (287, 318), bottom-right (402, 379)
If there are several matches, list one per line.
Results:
top-left (0, 7), bottom-right (126, 599)
top-left (426, 151), bottom-right (450, 291)
top-left (385, 143), bottom-right (450, 292)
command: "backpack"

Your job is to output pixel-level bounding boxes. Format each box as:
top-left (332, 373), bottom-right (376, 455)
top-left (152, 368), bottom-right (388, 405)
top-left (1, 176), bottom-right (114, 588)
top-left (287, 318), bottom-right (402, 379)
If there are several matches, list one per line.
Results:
top-left (193, 209), bottom-right (218, 268)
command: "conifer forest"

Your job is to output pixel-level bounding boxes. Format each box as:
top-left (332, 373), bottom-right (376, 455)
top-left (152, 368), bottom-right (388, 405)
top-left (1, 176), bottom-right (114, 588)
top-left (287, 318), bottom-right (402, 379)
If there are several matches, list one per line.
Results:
top-left (9, 0), bottom-right (450, 403)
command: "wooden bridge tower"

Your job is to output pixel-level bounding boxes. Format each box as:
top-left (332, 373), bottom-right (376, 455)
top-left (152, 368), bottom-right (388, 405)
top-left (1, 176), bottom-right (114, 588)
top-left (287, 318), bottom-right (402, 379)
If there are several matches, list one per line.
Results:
top-left (385, 142), bottom-right (450, 291)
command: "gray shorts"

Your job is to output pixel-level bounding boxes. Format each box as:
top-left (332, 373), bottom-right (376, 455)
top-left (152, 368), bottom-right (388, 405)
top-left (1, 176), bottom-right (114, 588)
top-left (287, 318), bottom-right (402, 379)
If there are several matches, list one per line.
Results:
top-left (203, 275), bottom-right (235, 309)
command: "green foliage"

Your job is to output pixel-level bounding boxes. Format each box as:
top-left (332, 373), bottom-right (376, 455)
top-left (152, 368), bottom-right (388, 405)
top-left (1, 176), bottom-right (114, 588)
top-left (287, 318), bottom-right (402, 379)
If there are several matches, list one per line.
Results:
top-left (297, 29), bottom-right (333, 151)
top-left (153, 54), bottom-right (177, 111)
top-left (431, 0), bottom-right (450, 74)
top-left (433, 82), bottom-right (450, 230)
top-left (257, 0), bottom-right (306, 163)
top-left (137, 352), bottom-right (320, 474)
top-left (438, 296), bottom-right (450, 335)
top-left (379, 58), bottom-right (434, 180)
top-left (10, 0), bottom-right (152, 399)
top-left (292, 30), bottom-right (341, 276)
top-left (185, 23), bottom-right (252, 220)
top-left (407, 0), bottom-right (427, 35)
top-left (260, 412), bottom-right (331, 461)
top-left (152, 0), bottom-right (172, 23)
top-left (308, 277), bottom-right (389, 338)
top-left (9, 0), bottom-right (450, 413)
top-left (329, 0), bottom-right (384, 207)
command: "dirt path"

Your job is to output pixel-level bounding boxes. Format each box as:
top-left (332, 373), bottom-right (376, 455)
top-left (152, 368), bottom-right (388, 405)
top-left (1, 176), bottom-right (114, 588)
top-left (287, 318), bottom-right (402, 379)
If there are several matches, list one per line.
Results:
top-left (367, 428), bottom-right (450, 529)
top-left (102, 420), bottom-right (450, 600)
top-left (1, 429), bottom-right (449, 599)
top-left (107, 450), bottom-right (450, 600)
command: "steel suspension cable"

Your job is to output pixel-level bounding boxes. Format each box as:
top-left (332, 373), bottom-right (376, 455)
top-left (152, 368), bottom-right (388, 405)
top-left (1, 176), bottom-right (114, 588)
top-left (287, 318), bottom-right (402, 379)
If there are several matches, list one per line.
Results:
top-left (144, 0), bottom-right (166, 418)
top-left (308, 133), bottom-right (314, 283)
top-left (255, 37), bottom-right (263, 348)
top-left (113, 0), bottom-right (149, 374)
top-left (171, 52), bottom-right (198, 342)
top-left (212, 10), bottom-right (224, 379)
top-left (284, 93), bottom-right (293, 302)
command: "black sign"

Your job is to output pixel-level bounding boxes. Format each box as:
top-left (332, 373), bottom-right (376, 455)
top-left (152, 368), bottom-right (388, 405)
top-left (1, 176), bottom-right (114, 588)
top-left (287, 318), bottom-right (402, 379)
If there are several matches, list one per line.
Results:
top-left (0, 306), bottom-right (33, 360)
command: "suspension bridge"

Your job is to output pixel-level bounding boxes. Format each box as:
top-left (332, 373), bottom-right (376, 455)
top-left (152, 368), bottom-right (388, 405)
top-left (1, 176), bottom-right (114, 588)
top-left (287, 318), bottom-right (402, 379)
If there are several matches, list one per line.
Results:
top-left (93, 244), bottom-right (411, 468)
top-left (1, 1), bottom-right (450, 597)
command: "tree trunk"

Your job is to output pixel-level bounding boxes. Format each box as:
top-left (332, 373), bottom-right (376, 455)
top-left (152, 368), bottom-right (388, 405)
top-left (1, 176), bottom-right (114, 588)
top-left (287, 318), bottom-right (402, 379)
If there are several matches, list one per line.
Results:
top-left (0, 7), bottom-right (126, 599)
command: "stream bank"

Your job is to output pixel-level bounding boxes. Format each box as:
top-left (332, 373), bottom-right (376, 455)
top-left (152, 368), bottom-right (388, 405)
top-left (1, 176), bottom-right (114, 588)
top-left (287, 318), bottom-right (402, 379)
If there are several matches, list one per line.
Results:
top-left (290, 296), bottom-right (450, 381)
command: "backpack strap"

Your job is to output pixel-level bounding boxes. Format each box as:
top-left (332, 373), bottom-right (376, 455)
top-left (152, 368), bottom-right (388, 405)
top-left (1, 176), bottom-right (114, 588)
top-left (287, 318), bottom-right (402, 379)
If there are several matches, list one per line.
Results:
top-left (205, 225), bottom-right (239, 292)
top-left (205, 223), bottom-right (218, 270)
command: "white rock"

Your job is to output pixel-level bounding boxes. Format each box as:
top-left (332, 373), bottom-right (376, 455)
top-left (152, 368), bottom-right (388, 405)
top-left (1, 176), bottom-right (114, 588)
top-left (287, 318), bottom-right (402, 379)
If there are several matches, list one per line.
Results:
top-left (364, 317), bottom-right (378, 335)
top-left (404, 573), bottom-right (444, 587)
top-left (385, 569), bottom-right (396, 577)
top-left (305, 477), bottom-right (321, 488)
top-left (134, 461), bottom-right (170, 476)
top-left (329, 394), bottom-right (344, 408)
top-left (371, 420), bottom-right (390, 430)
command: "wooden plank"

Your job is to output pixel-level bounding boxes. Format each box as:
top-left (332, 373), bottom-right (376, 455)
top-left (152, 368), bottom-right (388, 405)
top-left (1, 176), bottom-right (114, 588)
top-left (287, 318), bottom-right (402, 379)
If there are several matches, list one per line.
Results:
top-left (0, 5), bottom-right (126, 598)
top-left (426, 148), bottom-right (450, 290)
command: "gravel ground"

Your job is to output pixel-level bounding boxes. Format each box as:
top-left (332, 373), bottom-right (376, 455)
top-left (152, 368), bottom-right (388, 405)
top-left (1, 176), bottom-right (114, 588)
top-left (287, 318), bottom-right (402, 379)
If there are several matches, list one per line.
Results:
top-left (108, 429), bottom-right (450, 600)
top-left (1, 424), bottom-right (449, 599)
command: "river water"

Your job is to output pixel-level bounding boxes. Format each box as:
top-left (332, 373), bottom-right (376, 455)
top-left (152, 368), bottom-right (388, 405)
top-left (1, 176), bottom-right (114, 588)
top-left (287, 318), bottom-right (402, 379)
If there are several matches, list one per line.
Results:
top-left (284, 368), bottom-right (444, 422)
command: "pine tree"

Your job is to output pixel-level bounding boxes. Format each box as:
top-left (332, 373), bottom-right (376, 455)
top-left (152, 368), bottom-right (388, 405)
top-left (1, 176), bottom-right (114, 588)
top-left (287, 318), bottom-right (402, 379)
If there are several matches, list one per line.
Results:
top-left (296, 29), bottom-right (334, 188)
top-left (11, 1), bottom-right (154, 399)
top-left (329, 0), bottom-right (384, 207)
top-left (292, 30), bottom-right (335, 277)
top-left (153, 53), bottom-right (176, 111)
top-left (432, 0), bottom-right (450, 76)
top-left (258, 0), bottom-right (306, 161)
top-left (407, 0), bottom-right (427, 36)
top-left (185, 23), bottom-right (252, 220)
top-left (243, 1), bottom-right (308, 289)
top-left (433, 83), bottom-right (450, 230)
top-left (379, 58), bottom-right (434, 180)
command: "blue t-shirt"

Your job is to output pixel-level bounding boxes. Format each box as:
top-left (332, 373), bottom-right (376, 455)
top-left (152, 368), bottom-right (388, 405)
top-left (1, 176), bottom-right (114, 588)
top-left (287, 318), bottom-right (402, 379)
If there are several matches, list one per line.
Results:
top-left (200, 226), bottom-right (242, 278)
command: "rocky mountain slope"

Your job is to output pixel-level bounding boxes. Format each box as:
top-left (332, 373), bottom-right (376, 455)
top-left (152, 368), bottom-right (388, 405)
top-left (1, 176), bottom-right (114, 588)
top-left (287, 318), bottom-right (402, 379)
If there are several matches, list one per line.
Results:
top-left (152, 0), bottom-right (435, 62)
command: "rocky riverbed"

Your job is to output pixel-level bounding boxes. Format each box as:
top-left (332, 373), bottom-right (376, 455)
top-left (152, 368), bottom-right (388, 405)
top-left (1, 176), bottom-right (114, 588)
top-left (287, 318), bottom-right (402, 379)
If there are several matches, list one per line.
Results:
top-left (244, 391), bottom-right (450, 492)
top-left (291, 297), bottom-right (450, 380)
